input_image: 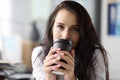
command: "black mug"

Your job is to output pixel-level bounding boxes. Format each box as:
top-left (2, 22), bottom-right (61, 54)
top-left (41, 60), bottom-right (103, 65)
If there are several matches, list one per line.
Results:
top-left (51, 39), bottom-right (72, 75)
top-left (53, 39), bottom-right (72, 52)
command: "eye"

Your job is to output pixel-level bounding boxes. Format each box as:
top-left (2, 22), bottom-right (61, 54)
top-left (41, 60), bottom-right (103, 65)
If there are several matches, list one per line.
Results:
top-left (71, 27), bottom-right (80, 33)
top-left (57, 25), bottom-right (64, 30)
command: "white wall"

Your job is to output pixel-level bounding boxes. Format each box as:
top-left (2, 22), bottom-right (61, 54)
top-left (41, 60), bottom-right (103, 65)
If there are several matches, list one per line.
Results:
top-left (0, 0), bottom-right (32, 63)
top-left (101, 0), bottom-right (120, 79)
top-left (11, 0), bottom-right (32, 39)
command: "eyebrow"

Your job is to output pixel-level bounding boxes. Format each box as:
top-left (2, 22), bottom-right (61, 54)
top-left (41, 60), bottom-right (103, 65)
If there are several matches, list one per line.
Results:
top-left (72, 25), bottom-right (79, 27)
top-left (56, 22), bottom-right (78, 27)
top-left (56, 22), bottom-right (65, 25)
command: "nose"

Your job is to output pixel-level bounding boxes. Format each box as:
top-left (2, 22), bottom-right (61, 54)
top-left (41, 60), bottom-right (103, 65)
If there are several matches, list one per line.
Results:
top-left (62, 29), bottom-right (71, 40)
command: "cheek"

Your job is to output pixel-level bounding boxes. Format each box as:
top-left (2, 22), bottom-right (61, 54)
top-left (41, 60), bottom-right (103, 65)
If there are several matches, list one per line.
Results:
top-left (72, 34), bottom-right (80, 48)
top-left (52, 27), bottom-right (61, 40)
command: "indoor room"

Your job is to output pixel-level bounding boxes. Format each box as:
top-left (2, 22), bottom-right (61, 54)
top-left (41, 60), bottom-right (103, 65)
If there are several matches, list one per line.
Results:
top-left (0, 0), bottom-right (120, 80)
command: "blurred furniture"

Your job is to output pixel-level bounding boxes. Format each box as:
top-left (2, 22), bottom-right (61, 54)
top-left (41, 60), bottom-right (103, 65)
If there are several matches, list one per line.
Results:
top-left (0, 60), bottom-right (34, 80)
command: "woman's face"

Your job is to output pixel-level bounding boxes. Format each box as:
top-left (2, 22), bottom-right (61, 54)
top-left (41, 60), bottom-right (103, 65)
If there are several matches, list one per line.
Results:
top-left (52, 9), bottom-right (80, 48)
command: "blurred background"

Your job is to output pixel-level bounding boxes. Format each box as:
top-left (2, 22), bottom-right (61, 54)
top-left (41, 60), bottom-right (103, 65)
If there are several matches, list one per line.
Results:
top-left (0, 0), bottom-right (120, 80)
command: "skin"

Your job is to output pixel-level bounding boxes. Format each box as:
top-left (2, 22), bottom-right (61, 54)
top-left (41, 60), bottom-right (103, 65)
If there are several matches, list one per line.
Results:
top-left (44, 9), bottom-right (80, 80)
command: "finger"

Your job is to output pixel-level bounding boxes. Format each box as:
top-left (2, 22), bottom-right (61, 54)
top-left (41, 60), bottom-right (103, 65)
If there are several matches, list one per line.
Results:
top-left (57, 56), bottom-right (74, 70)
top-left (59, 51), bottom-right (73, 61)
top-left (47, 47), bottom-right (61, 57)
top-left (44, 54), bottom-right (61, 67)
top-left (44, 59), bottom-right (55, 67)
top-left (66, 51), bottom-right (74, 61)
top-left (52, 64), bottom-right (66, 74)
top-left (53, 65), bottom-right (74, 75)
top-left (45, 53), bottom-right (59, 61)
top-left (46, 64), bottom-right (61, 73)
top-left (62, 55), bottom-right (74, 65)
top-left (57, 51), bottom-right (74, 64)
top-left (54, 62), bottom-right (74, 74)
top-left (44, 66), bottom-right (55, 73)
top-left (56, 50), bottom-right (74, 67)
top-left (46, 47), bottom-right (55, 57)
top-left (71, 49), bottom-right (75, 58)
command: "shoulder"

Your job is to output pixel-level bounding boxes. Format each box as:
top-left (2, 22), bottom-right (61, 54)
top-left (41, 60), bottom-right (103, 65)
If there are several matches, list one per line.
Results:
top-left (94, 49), bottom-right (106, 80)
top-left (94, 49), bottom-right (105, 61)
top-left (94, 49), bottom-right (105, 64)
top-left (31, 46), bottom-right (45, 64)
top-left (31, 46), bottom-right (46, 79)
top-left (32, 46), bottom-right (44, 55)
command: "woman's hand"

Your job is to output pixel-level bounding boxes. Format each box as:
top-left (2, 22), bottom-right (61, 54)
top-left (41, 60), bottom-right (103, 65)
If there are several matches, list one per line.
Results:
top-left (43, 47), bottom-right (62, 80)
top-left (53, 49), bottom-right (76, 80)
top-left (44, 47), bottom-right (76, 80)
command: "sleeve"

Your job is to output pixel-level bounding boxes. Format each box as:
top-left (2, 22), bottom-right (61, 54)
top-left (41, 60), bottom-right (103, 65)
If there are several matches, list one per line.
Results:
top-left (31, 46), bottom-right (46, 80)
top-left (94, 50), bottom-right (106, 80)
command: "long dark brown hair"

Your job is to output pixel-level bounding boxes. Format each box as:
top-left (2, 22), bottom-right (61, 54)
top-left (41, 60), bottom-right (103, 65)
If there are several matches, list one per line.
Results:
top-left (41, 0), bottom-right (109, 80)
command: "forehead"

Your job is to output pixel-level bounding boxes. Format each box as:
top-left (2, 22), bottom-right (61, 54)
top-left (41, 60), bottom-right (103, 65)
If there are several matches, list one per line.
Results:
top-left (55, 9), bottom-right (78, 25)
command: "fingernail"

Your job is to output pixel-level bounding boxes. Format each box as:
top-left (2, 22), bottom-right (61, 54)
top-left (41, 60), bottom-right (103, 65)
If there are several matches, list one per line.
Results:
top-left (56, 50), bottom-right (59, 53)
top-left (57, 64), bottom-right (61, 67)
top-left (57, 48), bottom-right (61, 51)
top-left (52, 59), bottom-right (56, 63)
top-left (54, 54), bottom-right (58, 57)
top-left (57, 56), bottom-right (61, 60)
top-left (52, 67), bottom-right (55, 70)
top-left (61, 53), bottom-right (64, 55)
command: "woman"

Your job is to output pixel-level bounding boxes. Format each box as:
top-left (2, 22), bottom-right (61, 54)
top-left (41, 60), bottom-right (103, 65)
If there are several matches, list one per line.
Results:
top-left (31, 0), bottom-right (109, 80)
